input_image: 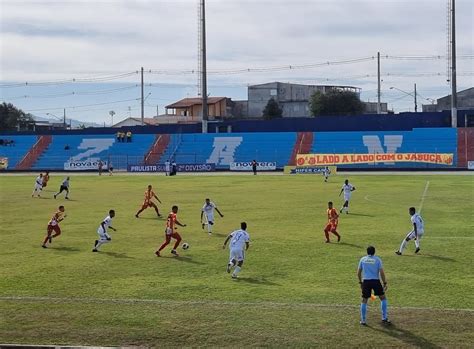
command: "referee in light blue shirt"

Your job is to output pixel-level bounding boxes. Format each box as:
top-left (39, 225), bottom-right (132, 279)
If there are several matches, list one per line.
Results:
top-left (357, 246), bottom-right (390, 326)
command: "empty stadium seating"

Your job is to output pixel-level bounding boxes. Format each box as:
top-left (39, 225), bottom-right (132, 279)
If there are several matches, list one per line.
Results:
top-left (0, 135), bottom-right (38, 169)
top-left (159, 133), bottom-right (296, 169)
top-left (32, 134), bottom-right (156, 170)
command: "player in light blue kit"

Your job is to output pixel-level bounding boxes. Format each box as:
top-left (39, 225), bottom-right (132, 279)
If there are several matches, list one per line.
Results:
top-left (357, 246), bottom-right (390, 326)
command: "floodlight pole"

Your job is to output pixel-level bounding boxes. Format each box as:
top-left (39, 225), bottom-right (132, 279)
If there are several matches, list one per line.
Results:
top-left (201, 0), bottom-right (208, 133)
top-left (377, 52), bottom-right (381, 114)
top-left (450, 0), bottom-right (457, 127)
top-left (141, 67), bottom-right (145, 126)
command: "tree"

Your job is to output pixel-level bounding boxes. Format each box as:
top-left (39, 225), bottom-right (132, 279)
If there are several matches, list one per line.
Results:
top-left (0, 102), bottom-right (35, 131)
top-left (262, 98), bottom-right (283, 119)
top-left (309, 89), bottom-right (365, 117)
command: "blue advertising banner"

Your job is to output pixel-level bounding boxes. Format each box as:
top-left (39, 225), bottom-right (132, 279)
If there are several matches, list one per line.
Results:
top-left (128, 163), bottom-right (216, 172)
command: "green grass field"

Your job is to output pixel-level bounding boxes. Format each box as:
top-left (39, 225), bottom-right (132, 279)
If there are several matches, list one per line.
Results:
top-left (1, 173), bottom-right (473, 348)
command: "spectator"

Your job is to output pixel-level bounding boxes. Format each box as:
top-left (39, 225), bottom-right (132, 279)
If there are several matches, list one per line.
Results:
top-left (126, 131), bottom-right (132, 143)
top-left (116, 132), bottom-right (121, 143)
top-left (64, 144), bottom-right (70, 151)
top-left (165, 160), bottom-right (170, 176)
top-left (170, 161), bottom-right (177, 176)
top-left (98, 160), bottom-right (103, 176)
top-left (120, 132), bottom-right (125, 143)
top-left (252, 160), bottom-right (257, 175)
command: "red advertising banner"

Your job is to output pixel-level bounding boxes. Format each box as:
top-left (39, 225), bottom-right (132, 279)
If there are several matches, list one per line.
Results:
top-left (296, 153), bottom-right (454, 166)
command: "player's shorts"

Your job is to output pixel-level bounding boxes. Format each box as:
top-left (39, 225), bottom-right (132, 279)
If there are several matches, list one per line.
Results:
top-left (47, 224), bottom-right (61, 235)
top-left (362, 279), bottom-right (384, 299)
top-left (406, 230), bottom-right (424, 240)
top-left (324, 222), bottom-right (338, 232)
top-left (204, 213), bottom-right (214, 225)
top-left (229, 247), bottom-right (245, 262)
top-left (344, 194), bottom-right (351, 202)
top-left (97, 229), bottom-right (111, 240)
top-left (59, 185), bottom-right (68, 192)
top-left (142, 201), bottom-right (156, 209)
top-left (42, 182), bottom-right (48, 188)
top-left (34, 184), bottom-right (42, 191)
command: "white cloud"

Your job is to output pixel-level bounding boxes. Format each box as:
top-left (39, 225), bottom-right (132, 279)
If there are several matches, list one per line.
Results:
top-left (0, 0), bottom-right (473, 121)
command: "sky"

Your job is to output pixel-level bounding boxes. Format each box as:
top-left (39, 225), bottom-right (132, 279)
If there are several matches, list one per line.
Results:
top-left (1, 0), bottom-right (473, 125)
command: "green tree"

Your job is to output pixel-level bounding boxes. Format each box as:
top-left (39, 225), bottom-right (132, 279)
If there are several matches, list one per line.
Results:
top-left (0, 102), bottom-right (35, 131)
top-left (262, 98), bottom-right (283, 120)
top-left (309, 89), bottom-right (365, 117)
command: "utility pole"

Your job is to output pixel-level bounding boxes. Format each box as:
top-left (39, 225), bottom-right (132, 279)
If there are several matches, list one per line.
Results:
top-left (450, 0), bottom-right (457, 127)
top-left (63, 108), bottom-right (66, 129)
top-left (156, 105), bottom-right (159, 117)
top-left (414, 83), bottom-right (418, 112)
top-left (200, 0), bottom-right (208, 133)
top-left (377, 52), bottom-right (381, 114)
top-left (141, 67), bottom-right (145, 126)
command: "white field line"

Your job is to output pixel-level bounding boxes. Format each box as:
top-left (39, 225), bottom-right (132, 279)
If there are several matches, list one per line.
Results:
top-left (0, 296), bottom-right (472, 313)
top-left (418, 181), bottom-right (430, 214)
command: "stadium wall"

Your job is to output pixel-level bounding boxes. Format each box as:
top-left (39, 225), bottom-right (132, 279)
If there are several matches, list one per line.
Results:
top-left (0, 128), bottom-right (467, 171)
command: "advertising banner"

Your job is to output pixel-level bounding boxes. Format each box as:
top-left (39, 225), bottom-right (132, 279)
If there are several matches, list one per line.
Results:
top-left (284, 165), bottom-right (337, 175)
top-left (296, 153), bottom-right (454, 166)
top-left (230, 162), bottom-right (277, 171)
top-left (0, 157), bottom-right (8, 170)
top-left (468, 161), bottom-right (474, 170)
top-left (64, 159), bottom-right (107, 170)
top-left (128, 163), bottom-right (216, 173)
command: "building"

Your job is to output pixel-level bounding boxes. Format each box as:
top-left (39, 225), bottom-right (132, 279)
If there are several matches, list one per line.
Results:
top-left (422, 87), bottom-right (474, 112)
top-left (112, 117), bottom-right (160, 128)
top-left (165, 97), bottom-right (233, 120)
top-left (363, 101), bottom-right (389, 114)
top-left (247, 82), bottom-right (362, 118)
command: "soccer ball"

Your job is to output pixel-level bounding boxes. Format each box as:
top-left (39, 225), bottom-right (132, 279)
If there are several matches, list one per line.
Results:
top-left (182, 243), bottom-right (190, 250)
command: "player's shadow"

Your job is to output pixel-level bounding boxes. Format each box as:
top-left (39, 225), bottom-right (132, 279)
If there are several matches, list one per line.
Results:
top-left (234, 277), bottom-right (280, 286)
top-left (210, 232), bottom-right (227, 238)
top-left (50, 246), bottom-right (81, 252)
top-left (174, 256), bottom-right (205, 265)
top-left (402, 254), bottom-right (456, 262)
top-left (337, 242), bottom-right (364, 249)
top-left (369, 323), bottom-right (441, 349)
top-left (138, 217), bottom-right (162, 220)
top-left (348, 213), bottom-right (375, 217)
top-left (101, 251), bottom-right (134, 259)
top-left (422, 254), bottom-right (456, 262)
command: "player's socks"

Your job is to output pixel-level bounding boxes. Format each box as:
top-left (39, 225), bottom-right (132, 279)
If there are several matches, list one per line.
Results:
top-left (399, 240), bottom-right (407, 253)
top-left (324, 231), bottom-right (330, 242)
top-left (94, 240), bottom-right (98, 247)
top-left (414, 239), bottom-right (420, 249)
top-left (360, 303), bottom-right (367, 323)
top-left (232, 266), bottom-right (241, 277)
top-left (43, 236), bottom-right (50, 245)
top-left (332, 232), bottom-right (341, 242)
top-left (380, 299), bottom-right (388, 320)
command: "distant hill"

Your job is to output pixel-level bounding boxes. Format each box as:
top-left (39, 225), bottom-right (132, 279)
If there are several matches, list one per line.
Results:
top-left (33, 115), bottom-right (103, 128)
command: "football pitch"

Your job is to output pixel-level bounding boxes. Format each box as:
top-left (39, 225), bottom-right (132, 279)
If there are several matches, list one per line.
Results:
top-left (1, 173), bottom-right (473, 348)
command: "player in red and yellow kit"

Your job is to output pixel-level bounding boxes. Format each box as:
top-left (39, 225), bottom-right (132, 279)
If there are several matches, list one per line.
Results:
top-left (135, 185), bottom-right (162, 218)
top-left (155, 205), bottom-right (186, 257)
top-left (42, 205), bottom-right (66, 248)
top-left (42, 171), bottom-right (50, 188)
top-left (324, 201), bottom-right (341, 243)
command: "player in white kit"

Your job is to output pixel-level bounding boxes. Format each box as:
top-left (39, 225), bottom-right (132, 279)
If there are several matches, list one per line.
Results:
top-left (339, 179), bottom-right (356, 214)
top-left (200, 198), bottom-right (224, 235)
top-left (92, 210), bottom-right (117, 252)
top-left (32, 173), bottom-right (43, 197)
top-left (322, 166), bottom-right (331, 182)
top-left (396, 207), bottom-right (425, 255)
top-left (222, 222), bottom-right (250, 279)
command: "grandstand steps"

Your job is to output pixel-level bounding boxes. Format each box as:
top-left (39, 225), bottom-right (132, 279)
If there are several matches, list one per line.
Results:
top-left (289, 132), bottom-right (314, 165)
top-left (145, 134), bottom-right (170, 165)
top-left (15, 135), bottom-right (52, 170)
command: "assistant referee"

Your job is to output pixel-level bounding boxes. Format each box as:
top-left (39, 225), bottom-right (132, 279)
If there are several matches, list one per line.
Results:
top-left (357, 246), bottom-right (391, 326)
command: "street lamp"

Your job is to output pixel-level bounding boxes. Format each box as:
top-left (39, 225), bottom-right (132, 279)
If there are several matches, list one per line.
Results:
top-left (389, 84), bottom-right (418, 112)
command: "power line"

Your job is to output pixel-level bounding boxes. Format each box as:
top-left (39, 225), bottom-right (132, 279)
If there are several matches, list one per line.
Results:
top-left (2, 85), bottom-right (139, 100)
top-left (24, 98), bottom-right (140, 112)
